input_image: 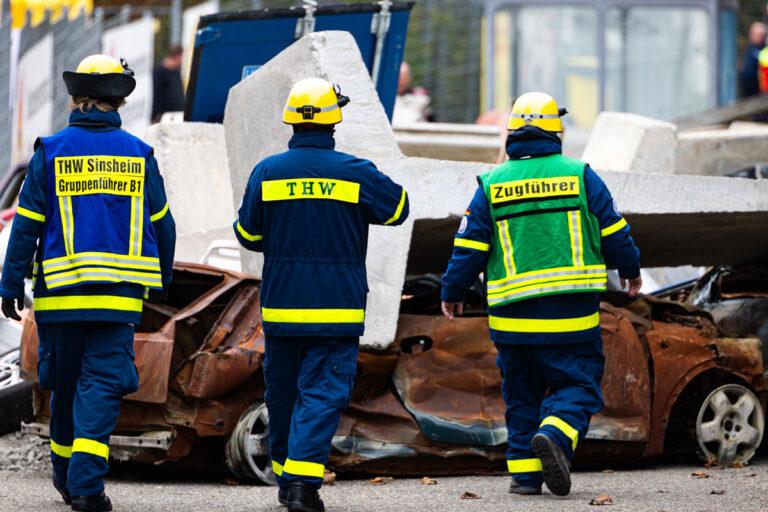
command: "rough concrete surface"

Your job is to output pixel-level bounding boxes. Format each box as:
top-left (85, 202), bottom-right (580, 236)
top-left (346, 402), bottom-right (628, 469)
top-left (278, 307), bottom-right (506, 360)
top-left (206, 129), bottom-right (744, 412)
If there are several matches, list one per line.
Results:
top-left (224, 31), bottom-right (409, 351)
top-left (1, 456), bottom-right (768, 512)
top-left (223, 31), bottom-right (768, 349)
top-left (677, 126), bottom-right (768, 176)
top-left (145, 121), bottom-right (236, 263)
top-left (582, 112), bottom-right (677, 174)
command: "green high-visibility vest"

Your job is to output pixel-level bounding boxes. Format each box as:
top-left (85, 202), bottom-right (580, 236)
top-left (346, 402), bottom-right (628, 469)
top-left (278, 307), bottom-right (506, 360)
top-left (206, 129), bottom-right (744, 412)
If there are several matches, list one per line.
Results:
top-left (479, 154), bottom-right (607, 308)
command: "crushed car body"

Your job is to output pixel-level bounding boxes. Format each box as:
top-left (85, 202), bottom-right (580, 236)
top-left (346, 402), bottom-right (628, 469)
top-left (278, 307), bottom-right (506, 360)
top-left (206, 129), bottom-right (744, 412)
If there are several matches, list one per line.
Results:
top-left (19, 263), bottom-right (766, 482)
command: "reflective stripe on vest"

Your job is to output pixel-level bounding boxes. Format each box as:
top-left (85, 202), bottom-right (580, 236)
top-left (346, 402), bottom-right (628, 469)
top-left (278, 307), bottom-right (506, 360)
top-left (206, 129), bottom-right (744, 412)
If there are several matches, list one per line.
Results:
top-left (40, 130), bottom-right (162, 292)
top-left (479, 155), bottom-right (607, 307)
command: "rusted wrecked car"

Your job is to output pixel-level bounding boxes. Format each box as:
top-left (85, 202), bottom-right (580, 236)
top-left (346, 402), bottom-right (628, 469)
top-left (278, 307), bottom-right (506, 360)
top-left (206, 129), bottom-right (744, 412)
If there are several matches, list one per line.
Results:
top-left (19, 263), bottom-right (766, 484)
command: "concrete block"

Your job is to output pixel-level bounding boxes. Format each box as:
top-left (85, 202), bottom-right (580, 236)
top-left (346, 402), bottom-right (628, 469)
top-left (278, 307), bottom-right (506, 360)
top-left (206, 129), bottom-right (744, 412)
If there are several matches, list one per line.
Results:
top-left (224, 31), bottom-right (768, 351)
top-left (145, 121), bottom-right (236, 263)
top-left (581, 112), bottom-right (677, 174)
top-left (677, 127), bottom-right (768, 176)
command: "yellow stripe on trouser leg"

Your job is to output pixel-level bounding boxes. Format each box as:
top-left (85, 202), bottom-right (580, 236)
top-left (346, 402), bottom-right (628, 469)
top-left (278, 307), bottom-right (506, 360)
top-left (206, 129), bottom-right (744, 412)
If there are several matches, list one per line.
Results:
top-left (540, 416), bottom-right (579, 450)
top-left (272, 460), bottom-right (284, 477)
top-left (507, 458), bottom-right (542, 473)
top-left (283, 459), bottom-right (325, 478)
top-left (51, 440), bottom-right (72, 458)
top-left (72, 438), bottom-right (109, 460)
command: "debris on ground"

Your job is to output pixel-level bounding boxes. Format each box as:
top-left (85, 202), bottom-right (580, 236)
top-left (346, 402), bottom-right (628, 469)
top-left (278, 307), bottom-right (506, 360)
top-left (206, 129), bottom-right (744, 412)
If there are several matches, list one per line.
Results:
top-left (602, 469), bottom-right (615, 474)
top-left (421, 477), bottom-right (437, 485)
top-left (370, 477), bottom-right (394, 485)
top-left (460, 491), bottom-right (480, 499)
top-left (0, 432), bottom-right (49, 474)
top-left (589, 494), bottom-right (614, 506)
top-left (728, 462), bottom-right (745, 469)
top-left (691, 471), bottom-right (710, 479)
top-left (323, 471), bottom-right (337, 486)
top-left (711, 490), bottom-right (726, 495)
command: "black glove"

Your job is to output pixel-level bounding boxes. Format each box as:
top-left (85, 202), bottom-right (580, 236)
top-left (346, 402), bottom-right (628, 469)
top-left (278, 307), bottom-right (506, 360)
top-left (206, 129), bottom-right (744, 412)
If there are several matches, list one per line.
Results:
top-left (1, 297), bottom-right (23, 321)
top-left (147, 289), bottom-right (167, 304)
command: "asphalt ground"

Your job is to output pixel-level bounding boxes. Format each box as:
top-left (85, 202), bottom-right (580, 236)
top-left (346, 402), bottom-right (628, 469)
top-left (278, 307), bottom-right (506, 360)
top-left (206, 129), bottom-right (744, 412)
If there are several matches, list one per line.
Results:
top-left (1, 457), bottom-right (767, 512)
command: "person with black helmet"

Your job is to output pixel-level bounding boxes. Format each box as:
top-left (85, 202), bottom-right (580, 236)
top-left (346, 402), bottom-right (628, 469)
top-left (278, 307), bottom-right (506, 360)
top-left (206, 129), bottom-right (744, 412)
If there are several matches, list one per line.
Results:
top-left (0, 54), bottom-right (176, 512)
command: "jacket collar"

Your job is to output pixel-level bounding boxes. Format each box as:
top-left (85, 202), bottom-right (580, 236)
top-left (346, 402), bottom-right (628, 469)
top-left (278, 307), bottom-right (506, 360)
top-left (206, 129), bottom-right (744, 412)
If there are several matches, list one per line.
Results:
top-left (506, 125), bottom-right (562, 160)
top-left (288, 131), bottom-right (336, 150)
top-left (68, 108), bottom-right (122, 129)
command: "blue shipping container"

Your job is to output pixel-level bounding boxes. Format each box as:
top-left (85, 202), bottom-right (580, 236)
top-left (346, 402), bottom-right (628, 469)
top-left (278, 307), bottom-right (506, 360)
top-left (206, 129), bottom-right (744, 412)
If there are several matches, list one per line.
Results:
top-left (185, 2), bottom-right (414, 124)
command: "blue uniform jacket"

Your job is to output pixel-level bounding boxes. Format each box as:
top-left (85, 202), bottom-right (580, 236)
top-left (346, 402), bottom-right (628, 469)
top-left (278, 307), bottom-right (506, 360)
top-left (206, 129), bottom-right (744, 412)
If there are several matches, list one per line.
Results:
top-left (235, 131), bottom-right (409, 337)
top-left (441, 126), bottom-right (641, 344)
top-left (0, 109), bottom-right (176, 324)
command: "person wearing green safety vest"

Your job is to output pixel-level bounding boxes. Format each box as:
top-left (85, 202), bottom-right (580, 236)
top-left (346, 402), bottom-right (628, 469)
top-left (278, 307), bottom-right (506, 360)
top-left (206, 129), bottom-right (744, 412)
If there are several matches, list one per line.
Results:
top-left (441, 92), bottom-right (641, 498)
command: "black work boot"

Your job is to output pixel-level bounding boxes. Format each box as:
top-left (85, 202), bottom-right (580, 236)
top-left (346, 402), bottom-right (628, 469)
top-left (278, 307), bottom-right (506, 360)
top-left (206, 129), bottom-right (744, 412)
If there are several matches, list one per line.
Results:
top-left (278, 486), bottom-right (289, 506)
top-left (286, 482), bottom-right (325, 512)
top-left (70, 493), bottom-right (113, 512)
top-left (531, 433), bottom-right (571, 496)
top-left (509, 478), bottom-right (542, 496)
top-left (52, 472), bottom-right (72, 504)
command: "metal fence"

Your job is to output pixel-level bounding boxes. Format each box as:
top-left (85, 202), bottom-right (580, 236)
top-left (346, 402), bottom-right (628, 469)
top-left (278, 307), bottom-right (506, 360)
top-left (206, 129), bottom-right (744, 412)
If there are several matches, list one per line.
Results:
top-left (52, 11), bottom-right (104, 131)
top-left (404, 0), bottom-right (483, 123)
top-left (0, 20), bottom-right (10, 174)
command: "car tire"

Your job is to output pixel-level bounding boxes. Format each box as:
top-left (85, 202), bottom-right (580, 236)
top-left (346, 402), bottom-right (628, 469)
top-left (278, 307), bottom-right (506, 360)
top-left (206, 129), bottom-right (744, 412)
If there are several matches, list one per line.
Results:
top-left (0, 349), bottom-right (33, 435)
top-left (694, 384), bottom-right (764, 466)
top-left (225, 402), bottom-right (276, 484)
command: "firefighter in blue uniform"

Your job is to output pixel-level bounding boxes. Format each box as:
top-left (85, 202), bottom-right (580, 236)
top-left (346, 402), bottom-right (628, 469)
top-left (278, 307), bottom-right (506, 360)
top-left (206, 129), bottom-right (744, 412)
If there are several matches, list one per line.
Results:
top-left (0, 55), bottom-right (175, 512)
top-left (235, 78), bottom-right (409, 512)
top-left (441, 92), bottom-right (642, 497)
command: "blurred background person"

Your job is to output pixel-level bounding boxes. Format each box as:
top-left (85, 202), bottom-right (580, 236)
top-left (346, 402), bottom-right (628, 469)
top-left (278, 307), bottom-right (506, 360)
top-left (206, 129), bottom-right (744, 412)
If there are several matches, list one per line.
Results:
top-left (152, 44), bottom-right (185, 123)
top-left (742, 21), bottom-right (766, 97)
top-left (392, 61), bottom-right (434, 124)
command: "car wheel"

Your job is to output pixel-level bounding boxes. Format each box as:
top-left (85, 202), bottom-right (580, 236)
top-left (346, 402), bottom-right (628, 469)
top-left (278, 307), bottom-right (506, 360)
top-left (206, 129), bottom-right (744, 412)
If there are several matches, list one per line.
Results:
top-left (0, 349), bottom-right (33, 435)
top-left (695, 384), bottom-right (764, 466)
top-left (225, 402), bottom-right (276, 485)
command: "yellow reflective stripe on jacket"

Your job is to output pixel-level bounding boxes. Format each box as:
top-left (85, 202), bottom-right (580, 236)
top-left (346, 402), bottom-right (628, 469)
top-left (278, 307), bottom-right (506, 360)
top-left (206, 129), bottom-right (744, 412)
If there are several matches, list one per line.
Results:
top-left (272, 460), bottom-right (284, 477)
top-left (236, 221), bottom-right (262, 242)
top-left (261, 308), bottom-right (365, 324)
top-left (600, 218), bottom-right (627, 238)
top-left (50, 440), bottom-right (72, 458)
top-left (541, 416), bottom-right (579, 450)
top-left (487, 279), bottom-right (607, 306)
top-left (150, 202), bottom-right (170, 222)
top-left (384, 188), bottom-right (407, 225)
top-left (128, 196), bottom-right (144, 257)
top-left (454, 238), bottom-right (490, 252)
top-left (568, 210), bottom-right (584, 266)
top-left (488, 264), bottom-right (606, 287)
top-left (507, 458), bottom-right (542, 473)
top-left (488, 312), bottom-right (600, 333)
top-left (262, 179), bottom-right (360, 204)
top-left (45, 268), bottom-right (163, 290)
top-left (16, 206), bottom-right (46, 222)
top-left (73, 438), bottom-right (109, 460)
top-left (43, 252), bottom-right (160, 272)
top-left (498, 220), bottom-right (517, 275)
top-left (34, 295), bottom-right (144, 312)
top-left (488, 271), bottom-right (608, 296)
top-left (283, 459), bottom-right (325, 478)
top-left (58, 197), bottom-right (74, 256)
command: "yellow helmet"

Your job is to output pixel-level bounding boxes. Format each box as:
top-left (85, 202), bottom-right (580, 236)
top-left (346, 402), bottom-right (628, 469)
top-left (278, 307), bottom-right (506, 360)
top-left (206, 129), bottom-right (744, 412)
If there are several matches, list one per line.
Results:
top-left (508, 92), bottom-right (566, 133)
top-left (283, 78), bottom-right (350, 125)
top-left (63, 54), bottom-right (136, 99)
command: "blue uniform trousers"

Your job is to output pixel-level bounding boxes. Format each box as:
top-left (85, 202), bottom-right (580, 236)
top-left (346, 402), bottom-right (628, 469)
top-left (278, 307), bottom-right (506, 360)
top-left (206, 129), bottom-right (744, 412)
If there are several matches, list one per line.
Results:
top-left (264, 336), bottom-right (359, 490)
top-left (38, 322), bottom-right (139, 497)
top-left (496, 335), bottom-right (604, 488)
